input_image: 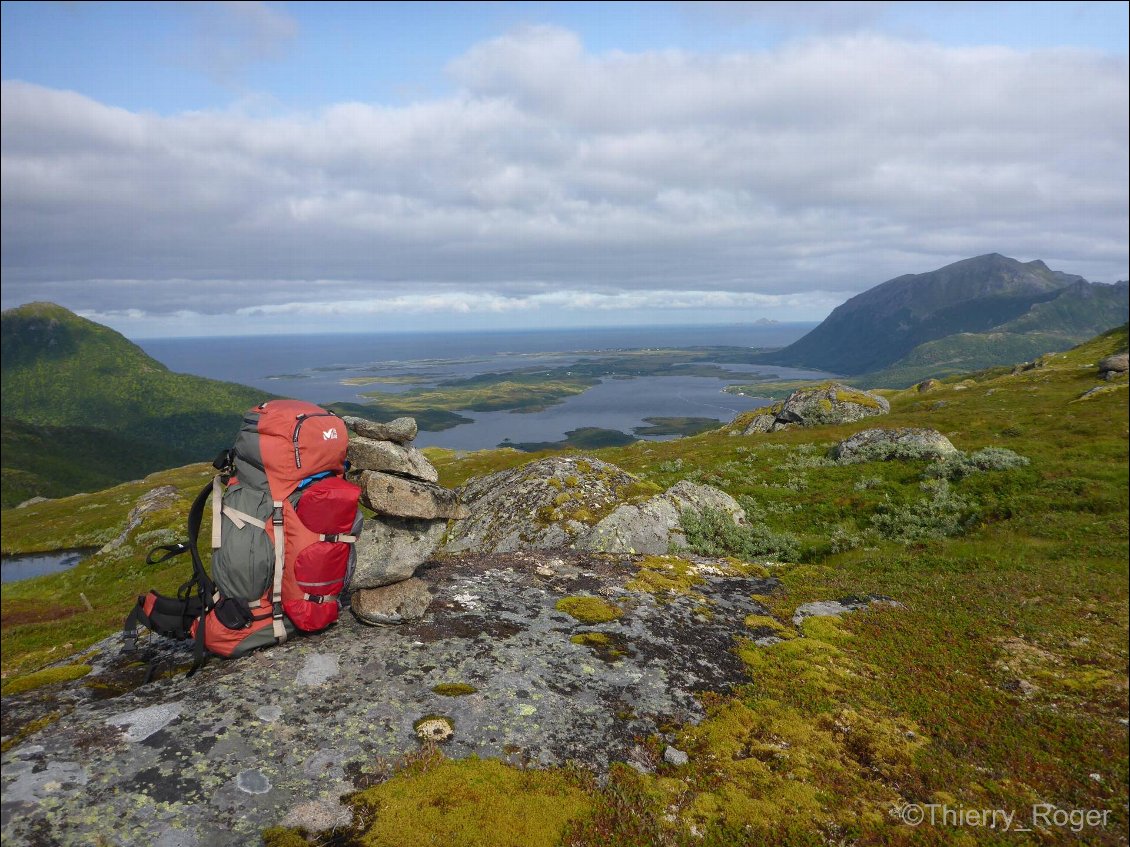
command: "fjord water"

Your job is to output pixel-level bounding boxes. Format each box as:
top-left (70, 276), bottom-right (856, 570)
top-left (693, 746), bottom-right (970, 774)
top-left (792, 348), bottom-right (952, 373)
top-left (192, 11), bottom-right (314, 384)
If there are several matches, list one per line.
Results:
top-left (139, 323), bottom-right (826, 449)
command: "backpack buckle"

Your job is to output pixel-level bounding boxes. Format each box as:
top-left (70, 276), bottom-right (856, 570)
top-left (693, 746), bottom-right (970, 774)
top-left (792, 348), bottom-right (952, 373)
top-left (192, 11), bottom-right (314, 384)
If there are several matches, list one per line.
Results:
top-left (272, 505), bottom-right (284, 526)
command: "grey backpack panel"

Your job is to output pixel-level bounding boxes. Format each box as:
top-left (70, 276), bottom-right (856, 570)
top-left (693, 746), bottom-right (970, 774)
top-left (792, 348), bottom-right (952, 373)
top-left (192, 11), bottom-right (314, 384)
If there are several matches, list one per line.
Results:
top-left (212, 482), bottom-right (274, 601)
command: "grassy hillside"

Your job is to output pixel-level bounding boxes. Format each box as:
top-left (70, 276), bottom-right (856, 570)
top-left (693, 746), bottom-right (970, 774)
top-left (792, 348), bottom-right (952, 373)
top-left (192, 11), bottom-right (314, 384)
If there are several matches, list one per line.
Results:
top-left (3, 326), bottom-right (1127, 845)
top-left (1, 302), bottom-right (274, 504)
top-left (0, 418), bottom-right (187, 508)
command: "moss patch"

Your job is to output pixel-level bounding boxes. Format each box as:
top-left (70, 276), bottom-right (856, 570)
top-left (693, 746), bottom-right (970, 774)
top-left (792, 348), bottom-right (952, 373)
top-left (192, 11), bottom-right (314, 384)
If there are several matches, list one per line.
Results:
top-left (625, 555), bottom-right (704, 602)
top-left (0, 709), bottom-right (66, 753)
top-left (432, 683), bottom-right (478, 697)
top-left (555, 595), bottom-right (623, 625)
top-left (1, 663), bottom-right (91, 696)
top-left (346, 750), bottom-right (592, 847)
top-left (742, 614), bottom-right (792, 638)
top-left (570, 632), bottom-right (631, 662)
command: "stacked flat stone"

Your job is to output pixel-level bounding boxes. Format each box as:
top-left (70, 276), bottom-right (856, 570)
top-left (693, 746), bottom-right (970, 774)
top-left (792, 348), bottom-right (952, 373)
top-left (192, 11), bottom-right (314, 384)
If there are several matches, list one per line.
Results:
top-left (342, 416), bottom-right (468, 626)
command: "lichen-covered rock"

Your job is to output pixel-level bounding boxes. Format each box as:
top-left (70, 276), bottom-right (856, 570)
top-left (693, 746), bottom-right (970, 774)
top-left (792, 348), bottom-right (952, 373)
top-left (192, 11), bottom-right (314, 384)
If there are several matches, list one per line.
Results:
top-left (441, 456), bottom-right (655, 554)
top-left (916, 378), bottom-right (942, 393)
top-left (346, 436), bottom-right (438, 482)
top-left (578, 481), bottom-right (746, 555)
top-left (350, 469), bottom-right (468, 520)
top-left (352, 516), bottom-right (448, 589)
top-left (351, 577), bottom-right (433, 626)
top-left (0, 550), bottom-right (786, 847)
top-left (342, 415), bottom-right (418, 444)
top-left (831, 428), bottom-right (957, 464)
top-left (737, 381), bottom-right (889, 435)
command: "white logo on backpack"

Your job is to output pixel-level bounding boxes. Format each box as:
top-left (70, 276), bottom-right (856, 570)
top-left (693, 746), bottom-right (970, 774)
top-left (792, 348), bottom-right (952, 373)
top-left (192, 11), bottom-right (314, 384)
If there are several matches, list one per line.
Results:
top-left (322, 428), bottom-right (339, 440)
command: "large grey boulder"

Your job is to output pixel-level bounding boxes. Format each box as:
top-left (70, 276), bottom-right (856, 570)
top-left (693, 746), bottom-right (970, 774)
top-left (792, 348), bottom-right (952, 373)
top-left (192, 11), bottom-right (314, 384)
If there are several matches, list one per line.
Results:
top-left (831, 428), bottom-right (957, 464)
top-left (346, 436), bottom-right (438, 483)
top-left (578, 481), bottom-right (746, 555)
top-left (350, 470), bottom-right (468, 520)
top-left (739, 382), bottom-right (889, 435)
top-left (441, 456), bottom-right (653, 554)
top-left (1098, 353), bottom-right (1128, 380)
top-left (351, 516), bottom-right (448, 589)
top-left (342, 415), bottom-right (418, 444)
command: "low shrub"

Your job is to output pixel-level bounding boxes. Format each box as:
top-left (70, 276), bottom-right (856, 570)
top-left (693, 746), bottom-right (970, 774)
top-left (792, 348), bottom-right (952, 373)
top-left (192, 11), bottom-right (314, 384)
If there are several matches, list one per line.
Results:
top-left (679, 507), bottom-right (798, 561)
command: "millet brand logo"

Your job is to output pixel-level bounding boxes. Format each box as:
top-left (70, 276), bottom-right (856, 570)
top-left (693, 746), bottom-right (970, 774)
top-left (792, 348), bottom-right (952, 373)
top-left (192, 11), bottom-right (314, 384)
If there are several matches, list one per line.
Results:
top-left (322, 428), bottom-right (339, 441)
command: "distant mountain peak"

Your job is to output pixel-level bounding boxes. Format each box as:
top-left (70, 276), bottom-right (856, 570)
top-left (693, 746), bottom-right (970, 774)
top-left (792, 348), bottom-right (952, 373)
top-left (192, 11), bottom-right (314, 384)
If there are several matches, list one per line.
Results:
top-left (758, 254), bottom-right (1122, 376)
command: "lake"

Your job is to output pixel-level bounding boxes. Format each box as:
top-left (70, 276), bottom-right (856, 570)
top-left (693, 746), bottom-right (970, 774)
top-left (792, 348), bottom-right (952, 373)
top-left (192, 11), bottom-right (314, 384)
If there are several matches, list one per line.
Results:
top-left (138, 323), bottom-right (830, 450)
top-left (1, 548), bottom-right (99, 583)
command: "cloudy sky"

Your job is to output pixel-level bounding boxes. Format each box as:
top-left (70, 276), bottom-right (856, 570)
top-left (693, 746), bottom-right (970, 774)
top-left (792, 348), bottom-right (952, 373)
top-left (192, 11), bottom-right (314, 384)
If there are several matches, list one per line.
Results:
top-left (2, 1), bottom-right (1127, 338)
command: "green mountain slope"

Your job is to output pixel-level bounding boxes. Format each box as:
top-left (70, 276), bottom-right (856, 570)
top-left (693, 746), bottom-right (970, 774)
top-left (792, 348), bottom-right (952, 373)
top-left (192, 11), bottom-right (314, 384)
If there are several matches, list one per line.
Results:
top-left (758, 253), bottom-right (1101, 374)
top-left (0, 417), bottom-right (184, 509)
top-left (1, 302), bottom-right (274, 505)
top-left (859, 281), bottom-right (1129, 387)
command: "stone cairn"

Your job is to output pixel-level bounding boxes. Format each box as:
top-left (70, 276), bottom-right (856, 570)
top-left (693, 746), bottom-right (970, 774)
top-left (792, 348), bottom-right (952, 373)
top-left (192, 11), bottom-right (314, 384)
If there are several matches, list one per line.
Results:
top-left (342, 416), bottom-right (468, 626)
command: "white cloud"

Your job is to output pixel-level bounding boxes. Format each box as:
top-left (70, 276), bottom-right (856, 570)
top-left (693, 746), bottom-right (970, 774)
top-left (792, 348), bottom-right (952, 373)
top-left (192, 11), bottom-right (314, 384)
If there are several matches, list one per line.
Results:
top-left (2, 26), bottom-right (1127, 332)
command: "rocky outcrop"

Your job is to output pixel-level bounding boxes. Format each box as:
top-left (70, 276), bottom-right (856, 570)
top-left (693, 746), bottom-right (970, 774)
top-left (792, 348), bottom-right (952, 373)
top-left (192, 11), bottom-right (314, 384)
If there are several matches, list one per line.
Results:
top-left (831, 428), bottom-right (957, 464)
top-left (100, 485), bottom-right (183, 552)
top-left (441, 456), bottom-right (651, 554)
top-left (0, 550), bottom-right (787, 847)
top-left (578, 481), bottom-right (746, 555)
top-left (443, 457), bottom-right (751, 558)
top-left (342, 417), bottom-right (464, 625)
top-left (737, 382), bottom-right (889, 435)
top-left (1098, 352), bottom-right (1128, 380)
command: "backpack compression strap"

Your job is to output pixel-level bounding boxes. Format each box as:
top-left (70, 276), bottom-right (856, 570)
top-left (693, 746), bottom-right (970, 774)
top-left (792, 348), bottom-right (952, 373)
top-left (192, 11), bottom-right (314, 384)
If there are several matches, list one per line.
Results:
top-left (271, 500), bottom-right (288, 645)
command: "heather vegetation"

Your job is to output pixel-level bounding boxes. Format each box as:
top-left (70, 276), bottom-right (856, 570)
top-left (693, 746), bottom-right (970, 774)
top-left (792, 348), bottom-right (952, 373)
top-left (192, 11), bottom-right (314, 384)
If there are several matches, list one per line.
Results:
top-left (1, 325), bottom-right (1126, 845)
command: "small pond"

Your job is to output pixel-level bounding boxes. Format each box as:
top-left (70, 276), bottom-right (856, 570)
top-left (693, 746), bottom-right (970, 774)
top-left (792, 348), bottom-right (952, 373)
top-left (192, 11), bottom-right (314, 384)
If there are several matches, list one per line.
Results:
top-left (0, 548), bottom-right (99, 584)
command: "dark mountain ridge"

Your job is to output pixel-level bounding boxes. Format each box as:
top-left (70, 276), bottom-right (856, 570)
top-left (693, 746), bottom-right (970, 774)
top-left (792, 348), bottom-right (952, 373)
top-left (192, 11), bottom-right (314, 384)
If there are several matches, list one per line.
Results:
top-left (759, 253), bottom-right (1125, 375)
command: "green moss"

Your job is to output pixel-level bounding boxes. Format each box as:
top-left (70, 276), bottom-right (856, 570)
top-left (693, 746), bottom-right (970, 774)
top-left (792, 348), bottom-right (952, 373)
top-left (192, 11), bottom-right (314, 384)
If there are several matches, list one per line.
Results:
top-left (564, 475), bottom-right (580, 487)
top-left (433, 683), bottom-right (478, 697)
top-left (833, 385), bottom-right (884, 409)
top-left (1, 663), bottom-right (92, 695)
top-left (626, 555), bottom-right (704, 601)
top-left (570, 632), bottom-right (630, 662)
top-left (555, 595), bottom-right (624, 624)
top-left (743, 614), bottom-right (791, 637)
top-left (261, 826), bottom-right (311, 847)
top-left (347, 751), bottom-right (592, 847)
top-left (0, 710), bottom-right (65, 753)
top-left (575, 460), bottom-right (594, 474)
top-left (546, 477), bottom-right (564, 490)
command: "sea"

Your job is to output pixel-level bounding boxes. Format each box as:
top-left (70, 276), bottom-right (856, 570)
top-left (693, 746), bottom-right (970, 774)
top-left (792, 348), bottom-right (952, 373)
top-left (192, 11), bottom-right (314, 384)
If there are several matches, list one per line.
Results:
top-left (138, 323), bottom-right (831, 451)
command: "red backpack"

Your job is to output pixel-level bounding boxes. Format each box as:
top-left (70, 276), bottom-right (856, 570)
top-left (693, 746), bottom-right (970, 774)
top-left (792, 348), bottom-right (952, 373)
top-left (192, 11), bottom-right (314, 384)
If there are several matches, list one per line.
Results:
top-left (123, 400), bottom-right (363, 673)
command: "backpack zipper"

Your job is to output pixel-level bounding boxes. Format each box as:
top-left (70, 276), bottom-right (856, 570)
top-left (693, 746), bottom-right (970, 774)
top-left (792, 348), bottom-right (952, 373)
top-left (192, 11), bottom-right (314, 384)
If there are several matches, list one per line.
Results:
top-left (292, 413), bottom-right (340, 468)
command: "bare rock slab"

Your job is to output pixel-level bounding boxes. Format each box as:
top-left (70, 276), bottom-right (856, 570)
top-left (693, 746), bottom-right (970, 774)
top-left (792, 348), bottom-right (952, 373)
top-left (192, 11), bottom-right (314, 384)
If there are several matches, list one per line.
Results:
top-left (352, 516), bottom-right (448, 588)
top-left (579, 480), bottom-right (746, 556)
top-left (351, 577), bottom-right (433, 626)
top-left (351, 470), bottom-right (468, 520)
top-left (342, 415), bottom-right (418, 444)
top-left (347, 436), bottom-right (438, 483)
